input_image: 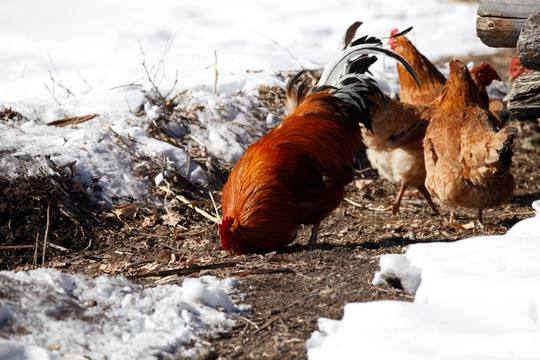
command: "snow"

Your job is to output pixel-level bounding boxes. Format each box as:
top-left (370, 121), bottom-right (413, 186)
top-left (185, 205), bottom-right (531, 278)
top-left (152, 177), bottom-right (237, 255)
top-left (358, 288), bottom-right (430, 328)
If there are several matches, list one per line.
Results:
top-left (0, 0), bottom-right (494, 208)
top-left (0, 269), bottom-right (246, 360)
top-left (306, 201), bottom-right (540, 360)
top-left (1, 0), bottom-right (537, 359)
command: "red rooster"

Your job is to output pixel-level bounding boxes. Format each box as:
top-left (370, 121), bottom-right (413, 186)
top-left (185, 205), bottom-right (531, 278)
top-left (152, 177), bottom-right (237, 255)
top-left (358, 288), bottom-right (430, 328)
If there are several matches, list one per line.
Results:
top-left (219, 22), bottom-right (419, 255)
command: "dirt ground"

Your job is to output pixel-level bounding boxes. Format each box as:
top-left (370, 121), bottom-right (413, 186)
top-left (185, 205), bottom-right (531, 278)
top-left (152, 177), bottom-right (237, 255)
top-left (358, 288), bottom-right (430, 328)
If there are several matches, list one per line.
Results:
top-left (1, 50), bottom-right (539, 359)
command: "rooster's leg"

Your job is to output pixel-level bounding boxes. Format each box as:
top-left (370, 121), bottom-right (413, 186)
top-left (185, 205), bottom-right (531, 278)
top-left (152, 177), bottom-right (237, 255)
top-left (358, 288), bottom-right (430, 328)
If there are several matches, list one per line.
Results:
top-left (308, 221), bottom-right (321, 250)
top-left (389, 184), bottom-right (407, 214)
top-left (476, 208), bottom-right (485, 229)
top-left (417, 185), bottom-right (439, 215)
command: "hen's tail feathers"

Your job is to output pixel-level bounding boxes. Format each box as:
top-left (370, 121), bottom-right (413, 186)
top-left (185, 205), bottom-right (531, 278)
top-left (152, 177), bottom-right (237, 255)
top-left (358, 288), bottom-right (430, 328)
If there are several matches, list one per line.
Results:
top-left (498, 126), bottom-right (518, 169)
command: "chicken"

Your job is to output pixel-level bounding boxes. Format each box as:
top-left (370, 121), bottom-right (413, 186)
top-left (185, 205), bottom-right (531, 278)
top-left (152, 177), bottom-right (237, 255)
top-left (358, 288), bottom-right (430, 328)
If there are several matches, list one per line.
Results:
top-left (423, 59), bottom-right (517, 228)
top-left (509, 55), bottom-right (529, 81)
top-left (219, 22), bottom-right (419, 255)
top-left (470, 62), bottom-right (511, 126)
top-left (370, 31), bottom-right (509, 215)
top-left (470, 62), bottom-right (500, 107)
top-left (362, 96), bottom-right (439, 214)
top-left (390, 29), bottom-right (504, 106)
top-left (362, 62), bottom-right (501, 215)
top-left (389, 28), bottom-right (446, 105)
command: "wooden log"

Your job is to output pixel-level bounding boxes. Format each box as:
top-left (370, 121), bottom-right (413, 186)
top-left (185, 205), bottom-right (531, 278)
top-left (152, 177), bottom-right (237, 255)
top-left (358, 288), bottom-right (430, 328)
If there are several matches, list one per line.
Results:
top-left (476, 17), bottom-right (524, 48)
top-left (476, 0), bottom-right (540, 48)
top-left (507, 71), bottom-right (540, 121)
top-left (517, 12), bottom-right (540, 71)
top-left (477, 0), bottom-right (540, 18)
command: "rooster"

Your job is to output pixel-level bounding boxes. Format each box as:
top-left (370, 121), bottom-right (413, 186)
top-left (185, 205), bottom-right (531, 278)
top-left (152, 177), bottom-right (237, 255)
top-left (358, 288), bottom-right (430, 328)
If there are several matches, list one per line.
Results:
top-left (423, 59), bottom-right (517, 228)
top-left (219, 22), bottom-right (419, 255)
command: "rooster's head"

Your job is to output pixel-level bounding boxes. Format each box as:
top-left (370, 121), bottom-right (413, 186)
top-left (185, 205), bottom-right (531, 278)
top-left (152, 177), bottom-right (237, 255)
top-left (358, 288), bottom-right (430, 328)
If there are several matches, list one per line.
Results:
top-left (219, 215), bottom-right (248, 256)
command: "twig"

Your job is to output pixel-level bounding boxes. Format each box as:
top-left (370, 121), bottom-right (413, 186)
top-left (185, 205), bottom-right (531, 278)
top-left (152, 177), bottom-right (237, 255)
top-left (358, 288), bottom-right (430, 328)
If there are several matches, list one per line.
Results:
top-left (187, 134), bottom-right (206, 148)
top-left (209, 191), bottom-right (221, 221)
top-left (49, 69), bottom-right (74, 97)
top-left (49, 242), bottom-right (69, 252)
top-left (344, 198), bottom-right (363, 208)
top-left (213, 50), bottom-right (218, 94)
top-left (485, 211), bottom-right (536, 219)
top-left (256, 315), bottom-right (279, 333)
top-left (34, 233), bottom-right (39, 268)
top-left (239, 316), bottom-right (259, 330)
top-left (42, 205), bottom-right (50, 266)
top-left (44, 83), bottom-right (61, 106)
top-left (250, 28), bottom-right (304, 68)
top-left (354, 167), bottom-right (374, 175)
top-left (159, 185), bottom-right (220, 224)
top-left (229, 268), bottom-right (295, 277)
top-left (270, 299), bottom-right (301, 315)
top-left (47, 113), bottom-right (100, 127)
top-left (108, 82), bottom-right (143, 91)
top-left (130, 261), bottom-right (238, 278)
top-left (78, 71), bottom-right (93, 90)
top-left (176, 193), bottom-right (220, 224)
top-left (142, 58), bottom-right (165, 101)
top-left (0, 245), bottom-right (34, 250)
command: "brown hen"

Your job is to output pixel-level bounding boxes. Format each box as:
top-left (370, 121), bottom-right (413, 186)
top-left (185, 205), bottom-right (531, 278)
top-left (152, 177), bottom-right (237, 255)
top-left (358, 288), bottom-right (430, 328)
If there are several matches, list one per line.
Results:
top-left (423, 59), bottom-right (517, 228)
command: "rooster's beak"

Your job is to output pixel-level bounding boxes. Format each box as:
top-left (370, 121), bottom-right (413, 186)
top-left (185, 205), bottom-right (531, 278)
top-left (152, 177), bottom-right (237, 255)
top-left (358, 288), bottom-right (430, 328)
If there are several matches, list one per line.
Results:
top-left (227, 249), bottom-right (234, 256)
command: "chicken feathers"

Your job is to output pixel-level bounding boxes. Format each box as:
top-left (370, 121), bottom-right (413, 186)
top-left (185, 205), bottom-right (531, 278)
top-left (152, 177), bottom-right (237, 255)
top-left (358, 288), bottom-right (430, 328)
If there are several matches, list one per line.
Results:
top-left (423, 59), bottom-right (517, 227)
top-left (362, 97), bottom-right (439, 214)
top-left (389, 29), bottom-right (446, 105)
top-left (219, 22), bottom-right (419, 255)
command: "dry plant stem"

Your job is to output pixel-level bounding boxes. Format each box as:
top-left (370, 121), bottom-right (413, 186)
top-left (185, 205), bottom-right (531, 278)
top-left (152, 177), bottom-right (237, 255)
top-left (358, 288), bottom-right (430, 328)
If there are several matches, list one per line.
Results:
top-left (34, 233), bottom-right (39, 268)
top-left (47, 113), bottom-right (100, 127)
top-left (44, 83), bottom-right (61, 106)
top-left (209, 191), bottom-right (221, 220)
top-left (251, 28), bottom-right (305, 68)
top-left (42, 206), bottom-right (51, 266)
top-left (0, 245), bottom-right (34, 250)
top-left (159, 185), bottom-right (220, 224)
top-left (213, 50), bottom-right (218, 94)
top-left (131, 261), bottom-right (238, 278)
top-left (344, 197), bottom-right (363, 208)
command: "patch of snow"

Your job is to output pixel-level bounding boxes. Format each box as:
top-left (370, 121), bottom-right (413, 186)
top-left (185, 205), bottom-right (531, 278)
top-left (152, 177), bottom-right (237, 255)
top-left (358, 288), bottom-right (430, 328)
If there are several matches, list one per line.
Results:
top-left (307, 201), bottom-right (540, 359)
top-left (0, 269), bottom-right (246, 360)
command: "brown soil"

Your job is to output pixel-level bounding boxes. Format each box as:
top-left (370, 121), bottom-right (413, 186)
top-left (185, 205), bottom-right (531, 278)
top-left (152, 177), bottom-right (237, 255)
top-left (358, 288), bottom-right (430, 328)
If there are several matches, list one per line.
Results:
top-left (1, 50), bottom-right (539, 359)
